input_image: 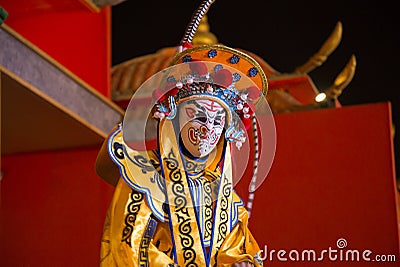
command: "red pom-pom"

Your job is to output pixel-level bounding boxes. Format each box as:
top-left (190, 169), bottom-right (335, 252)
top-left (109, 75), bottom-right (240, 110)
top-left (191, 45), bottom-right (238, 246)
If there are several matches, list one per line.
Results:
top-left (189, 61), bottom-right (208, 76)
top-left (152, 88), bottom-right (166, 102)
top-left (214, 69), bottom-right (233, 88)
top-left (247, 86), bottom-right (261, 100)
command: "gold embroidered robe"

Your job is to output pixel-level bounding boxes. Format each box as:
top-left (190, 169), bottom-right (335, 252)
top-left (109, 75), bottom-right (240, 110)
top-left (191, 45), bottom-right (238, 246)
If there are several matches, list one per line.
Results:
top-left (100, 124), bottom-right (263, 267)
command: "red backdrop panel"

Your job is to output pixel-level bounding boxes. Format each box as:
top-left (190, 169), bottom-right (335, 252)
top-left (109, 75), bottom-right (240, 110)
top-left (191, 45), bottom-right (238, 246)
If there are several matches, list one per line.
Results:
top-left (0, 147), bottom-right (114, 266)
top-left (235, 102), bottom-right (399, 266)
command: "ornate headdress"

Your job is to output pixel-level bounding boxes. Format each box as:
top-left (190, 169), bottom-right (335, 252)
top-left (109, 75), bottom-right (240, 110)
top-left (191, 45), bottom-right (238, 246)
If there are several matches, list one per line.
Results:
top-left (121, 0), bottom-right (275, 218)
top-left (152, 58), bottom-right (266, 149)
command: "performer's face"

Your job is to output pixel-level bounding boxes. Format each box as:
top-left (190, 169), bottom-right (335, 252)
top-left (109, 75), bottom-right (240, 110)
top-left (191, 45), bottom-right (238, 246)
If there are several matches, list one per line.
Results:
top-left (179, 99), bottom-right (226, 158)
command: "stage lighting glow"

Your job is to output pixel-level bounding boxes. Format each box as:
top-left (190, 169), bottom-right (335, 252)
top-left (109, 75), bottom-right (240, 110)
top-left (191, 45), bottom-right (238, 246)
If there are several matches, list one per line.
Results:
top-left (315, 92), bottom-right (327, 103)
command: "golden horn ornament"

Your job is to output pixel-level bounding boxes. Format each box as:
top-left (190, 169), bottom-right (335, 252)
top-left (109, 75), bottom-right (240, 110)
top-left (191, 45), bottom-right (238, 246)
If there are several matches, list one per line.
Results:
top-left (325, 54), bottom-right (357, 99)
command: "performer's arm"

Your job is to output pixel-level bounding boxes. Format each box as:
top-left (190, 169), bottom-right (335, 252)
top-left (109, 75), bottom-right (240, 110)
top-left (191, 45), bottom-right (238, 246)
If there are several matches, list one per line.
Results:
top-left (95, 128), bottom-right (120, 187)
top-left (217, 195), bottom-right (264, 267)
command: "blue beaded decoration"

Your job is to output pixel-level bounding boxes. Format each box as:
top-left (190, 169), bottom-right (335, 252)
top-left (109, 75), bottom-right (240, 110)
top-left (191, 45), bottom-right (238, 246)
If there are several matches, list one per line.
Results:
top-left (233, 73), bottom-right (241, 82)
top-left (182, 55), bottom-right (192, 62)
top-left (229, 55), bottom-right (240, 64)
top-left (248, 67), bottom-right (258, 77)
top-left (167, 76), bottom-right (176, 83)
top-left (208, 49), bottom-right (217, 58)
top-left (214, 64), bottom-right (223, 72)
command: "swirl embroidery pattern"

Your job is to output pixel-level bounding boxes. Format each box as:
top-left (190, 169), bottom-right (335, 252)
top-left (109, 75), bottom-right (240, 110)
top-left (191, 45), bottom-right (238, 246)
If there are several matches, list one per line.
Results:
top-left (139, 217), bottom-right (158, 267)
top-left (121, 191), bottom-right (144, 246)
top-left (164, 150), bottom-right (198, 267)
top-left (113, 142), bottom-right (125, 159)
top-left (212, 175), bottom-right (231, 266)
top-left (203, 179), bottom-right (213, 243)
top-left (185, 160), bottom-right (206, 173)
top-left (217, 175), bottom-right (231, 242)
top-left (124, 149), bottom-right (160, 174)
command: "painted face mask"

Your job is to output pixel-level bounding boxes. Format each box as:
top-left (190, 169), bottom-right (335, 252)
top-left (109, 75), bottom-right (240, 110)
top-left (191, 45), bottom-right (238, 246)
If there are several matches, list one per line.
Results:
top-left (179, 99), bottom-right (226, 158)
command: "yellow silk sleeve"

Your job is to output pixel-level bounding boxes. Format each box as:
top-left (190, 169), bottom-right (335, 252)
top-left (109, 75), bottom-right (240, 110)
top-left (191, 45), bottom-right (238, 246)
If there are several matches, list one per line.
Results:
top-left (100, 180), bottom-right (139, 267)
top-left (100, 180), bottom-right (176, 267)
top-left (147, 221), bottom-right (175, 266)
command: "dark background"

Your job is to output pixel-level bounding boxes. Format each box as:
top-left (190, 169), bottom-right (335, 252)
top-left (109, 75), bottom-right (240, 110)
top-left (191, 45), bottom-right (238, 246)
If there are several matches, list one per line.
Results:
top-left (111, 0), bottom-right (399, 177)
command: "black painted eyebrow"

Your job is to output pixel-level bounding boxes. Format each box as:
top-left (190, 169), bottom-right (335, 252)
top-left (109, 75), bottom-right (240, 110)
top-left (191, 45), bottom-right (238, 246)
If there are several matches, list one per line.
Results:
top-left (216, 110), bottom-right (224, 116)
top-left (193, 101), bottom-right (207, 113)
